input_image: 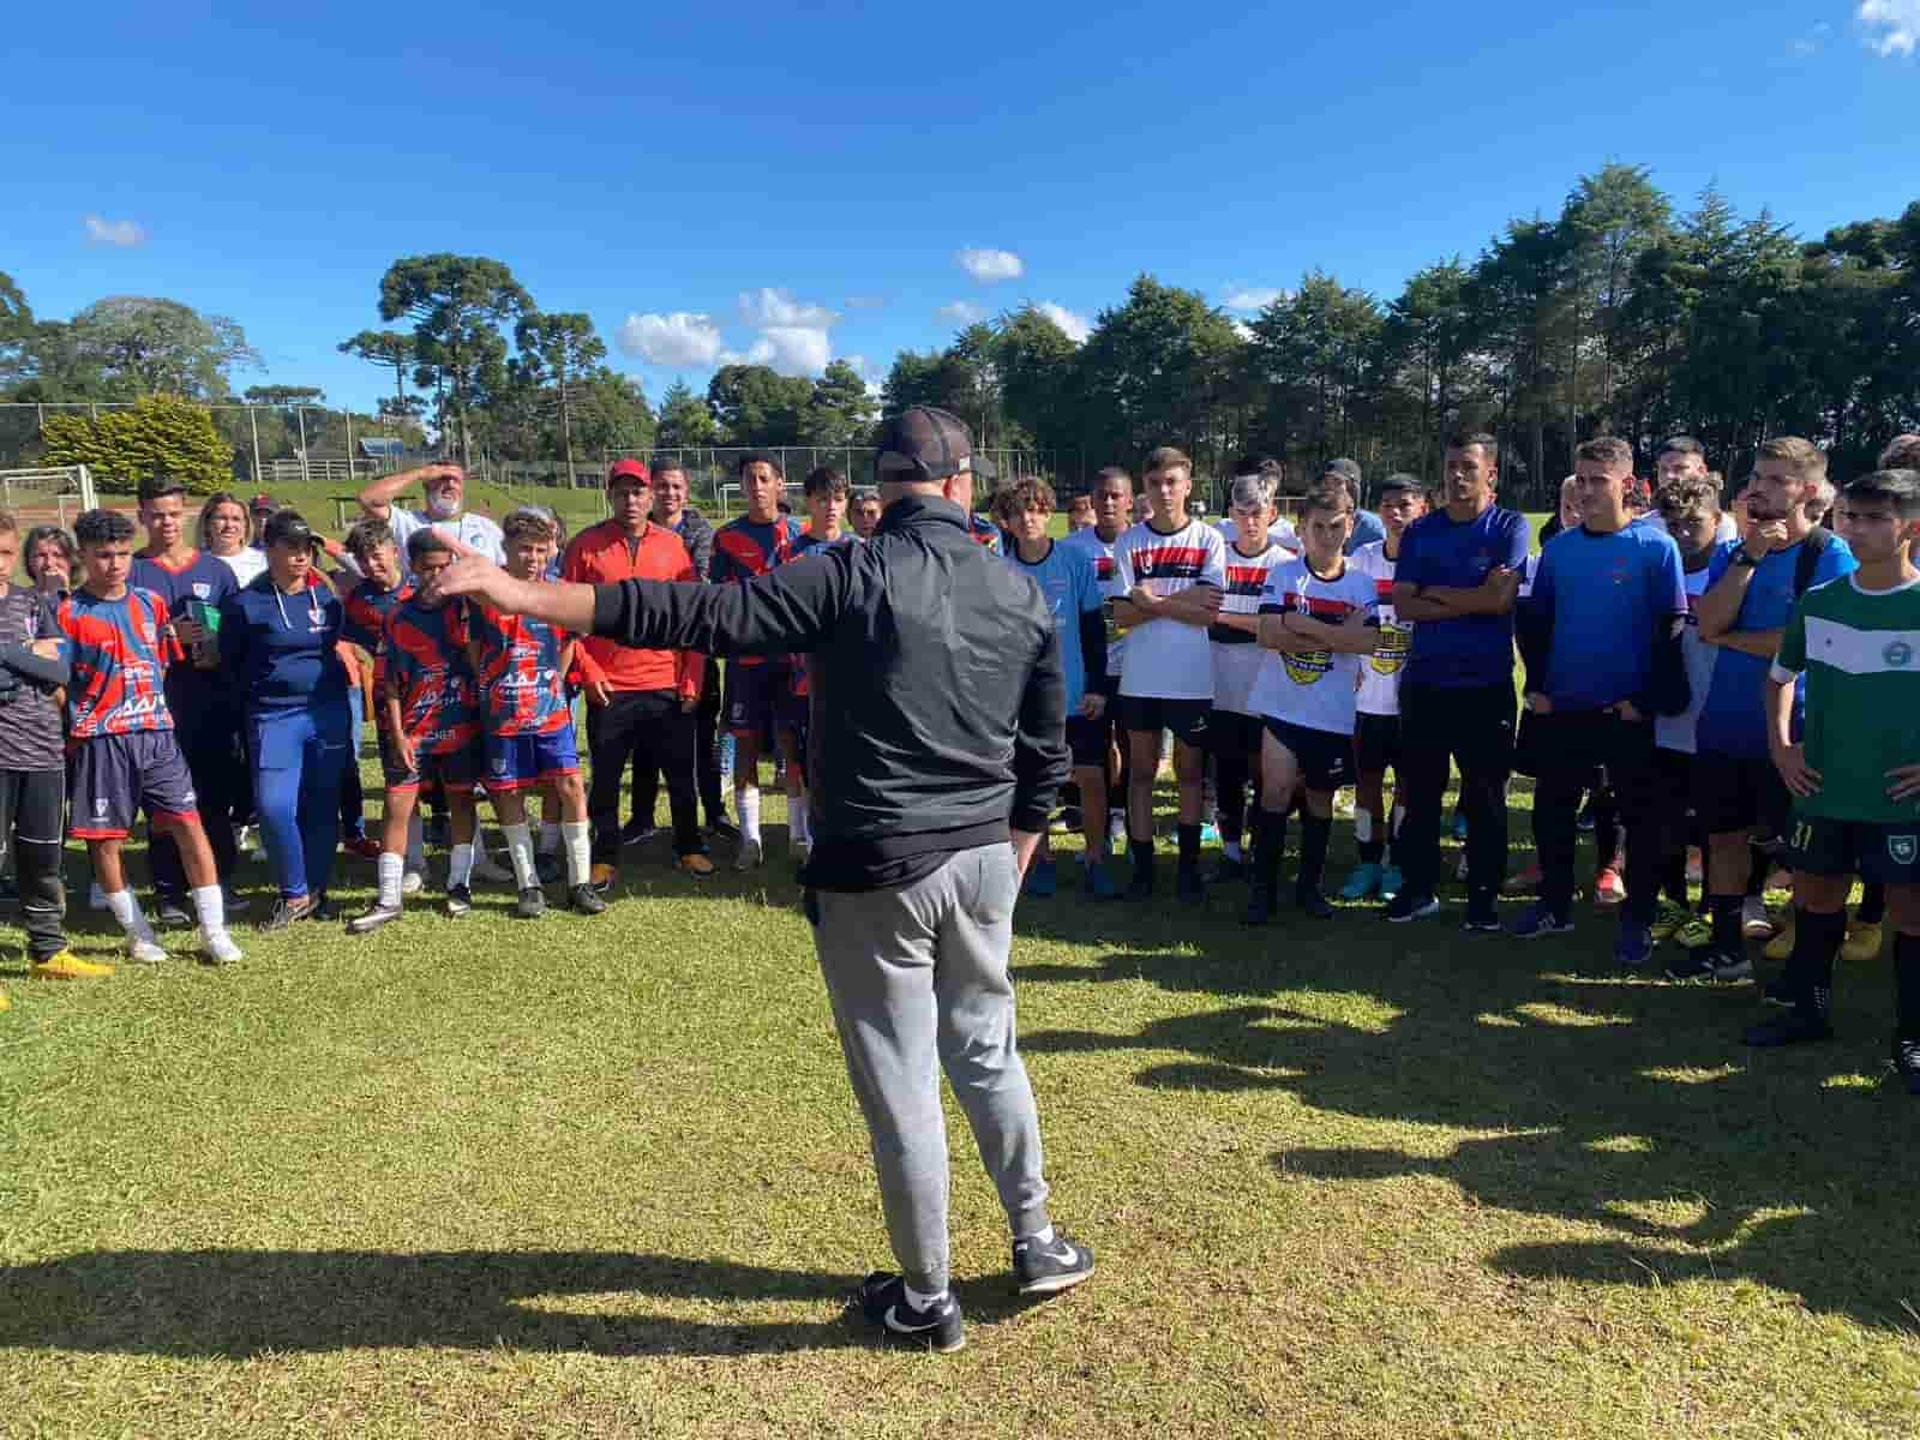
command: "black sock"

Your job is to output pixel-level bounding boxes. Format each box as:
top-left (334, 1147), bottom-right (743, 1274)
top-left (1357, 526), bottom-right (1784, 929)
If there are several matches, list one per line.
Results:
top-left (1358, 833), bottom-right (1385, 864)
top-left (1894, 931), bottom-right (1920, 1041)
top-left (1786, 907), bottom-right (1846, 1019)
top-left (1177, 822), bottom-right (1201, 870)
top-left (1746, 845), bottom-right (1768, 897)
top-left (1131, 834), bottom-right (1155, 881)
top-left (1254, 810), bottom-right (1288, 893)
top-left (1710, 894), bottom-right (1743, 953)
top-left (1660, 852), bottom-right (1689, 908)
top-left (1298, 814), bottom-right (1332, 894)
top-left (1858, 881), bottom-right (1887, 927)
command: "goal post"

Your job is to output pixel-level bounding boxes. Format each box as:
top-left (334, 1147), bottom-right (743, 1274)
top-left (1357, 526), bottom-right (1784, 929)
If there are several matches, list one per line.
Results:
top-left (0, 465), bottom-right (97, 525)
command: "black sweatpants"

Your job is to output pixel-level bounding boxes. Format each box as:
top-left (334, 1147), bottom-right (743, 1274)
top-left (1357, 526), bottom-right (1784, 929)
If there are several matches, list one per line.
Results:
top-left (0, 768), bottom-right (66, 960)
top-left (589, 690), bottom-right (704, 862)
top-left (633, 664), bottom-right (728, 829)
top-left (1530, 709), bottom-right (1661, 927)
top-left (1397, 679), bottom-right (1515, 904)
top-left (150, 708), bottom-right (241, 901)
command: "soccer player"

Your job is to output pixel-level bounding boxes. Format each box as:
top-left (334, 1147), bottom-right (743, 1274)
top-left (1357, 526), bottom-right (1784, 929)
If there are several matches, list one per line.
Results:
top-left (1110, 446), bottom-right (1226, 903)
top-left (564, 459), bottom-right (711, 887)
top-left (357, 461), bottom-right (506, 575)
top-left (850, 486), bottom-right (884, 541)
top-left (1208, 471), bottom-right (1291, 884)
top-left (710, 452), bottom-right (807, 868)
top-left (798, 466), bottom-right (851, 549)
top-left (1222, 456), bottom-right (1300, 552)
top-left (1061, 466), bottom-right (1136, 893)
top-left (1318, 459), bottom-right (1387, 554)
top-left (1512, 439), bottom-right (1688, 964)
top-left (1341, 474), bottom-right (1426, 901)
top-left (1681, 438), bottom-right (1855, 981)
top-left (129, 473), bottom-right (242, 927)
top-left (347, 531), bottom-right (484, 933)
top-left (0, 511), bottom-right (97, 984)
top-left (1387, 433), bottom-right (1531, 929)
top-left (1244, 485), bottom-right (1378, 922)
top-left (1745, 467), bottom-right (1920, 1091)
top-left (1653, 438), bottom-right (1740, 545)
top-left (463, 508), bottom-right (602, 918)
top-left (58, 510), bottom-right (243, 964)
top-left (1002, 476), bottom-right (1106, 897)
top-left (335, 517), bottom-right (421, 875)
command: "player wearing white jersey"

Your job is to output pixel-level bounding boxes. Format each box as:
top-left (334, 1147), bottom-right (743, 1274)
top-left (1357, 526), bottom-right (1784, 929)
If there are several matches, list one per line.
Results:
top-left (1060, 466), bottom-right (1134, 897)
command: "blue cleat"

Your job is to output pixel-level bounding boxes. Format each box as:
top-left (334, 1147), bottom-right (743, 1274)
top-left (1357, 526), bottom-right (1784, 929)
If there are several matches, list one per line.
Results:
top-left (1338, 862), bottom-right (1382, 901)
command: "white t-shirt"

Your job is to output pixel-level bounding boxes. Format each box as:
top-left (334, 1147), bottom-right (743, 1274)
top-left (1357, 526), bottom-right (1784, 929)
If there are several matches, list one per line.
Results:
top-left (216, 547), bottom-right (267, 587)
top-left (1218, 517), bottom-right (1301, 554)
top-left (1211, 538), bottom-right (1291, 716)
top-left (1655, 563), bottom-right (1719, 755)
top-left (1247, 555), bottom-right (1378, 736)
top-left (1112, 516), bottom-right (1227, 700)
top-left (388, 507), bottom-right (507, 575)
top-left (1061, 525), bottom-right (1128, 679)
top-left (1349, 540), bottom-right (1410, 717)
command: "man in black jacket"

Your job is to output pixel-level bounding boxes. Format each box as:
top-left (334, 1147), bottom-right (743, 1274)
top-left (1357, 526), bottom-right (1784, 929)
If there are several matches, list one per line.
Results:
top-left (429, 406), bottom-right (1092, 1353)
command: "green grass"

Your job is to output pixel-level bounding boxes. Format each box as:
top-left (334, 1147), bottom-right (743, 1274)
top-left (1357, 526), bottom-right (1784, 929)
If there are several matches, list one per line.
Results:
top-left (3, 758), bottom-right (1918, 1438)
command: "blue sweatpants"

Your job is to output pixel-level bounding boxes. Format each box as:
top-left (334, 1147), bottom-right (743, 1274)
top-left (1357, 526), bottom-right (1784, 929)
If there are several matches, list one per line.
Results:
top-left (250, 701), bottom-right (352, 901)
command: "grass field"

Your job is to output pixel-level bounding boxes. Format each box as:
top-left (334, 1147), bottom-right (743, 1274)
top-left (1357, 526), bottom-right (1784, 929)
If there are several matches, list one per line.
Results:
top-left (4, 511), bottom-right (1919, 1436)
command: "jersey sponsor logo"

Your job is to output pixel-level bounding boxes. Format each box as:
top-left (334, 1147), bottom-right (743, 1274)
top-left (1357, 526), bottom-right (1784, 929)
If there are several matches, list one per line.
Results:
top-left (1885, 639), bottom-right (1913, 668)
top-left (1368, 622), bottom-right (1412, 676)
top-left (1223, 565), bottom-right (1271, 597)
top-left (1282, 649), bottom-right (1334, 685)
top-left (1891, 834), bottom-right (1917, 866)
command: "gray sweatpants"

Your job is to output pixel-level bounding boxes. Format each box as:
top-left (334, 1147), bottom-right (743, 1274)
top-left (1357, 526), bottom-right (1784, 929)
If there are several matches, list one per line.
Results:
top-left (811, 842), bottom-right (1052, 1294)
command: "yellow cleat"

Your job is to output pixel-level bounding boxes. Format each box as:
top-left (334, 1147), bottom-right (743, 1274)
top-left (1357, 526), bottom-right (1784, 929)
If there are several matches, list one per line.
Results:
top-left (31, 949), bottom-right (116, 980)
top-left (0, 987), bottom-right (11, 1011)
top-left (677, 852), bottom-right (716, 879)
top-left (590, 862), bottom-right (618, 889)
top-left (1842, 919), bottom-right (1886, 964)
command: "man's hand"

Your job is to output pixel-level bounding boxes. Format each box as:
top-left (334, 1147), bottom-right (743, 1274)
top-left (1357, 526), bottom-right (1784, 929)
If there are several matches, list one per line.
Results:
top-left (1126, 585), bottom-right (1159, 612)
top-left (1609, 698), bottom-right (1644, 724)
top-left (1080, 693), bottom-right (1106, 720)
top-left (1745, 518), bottom-right (1790, 560)
top-left (1887, 763), bottom-right (1920, 803)
top-left (586, 679), bottom-right (614, 708)
top-left (393, 733), bottom-right (417, 777)
top-left (1525, 691), bottom-right (1552, 715)
top-left (29, 639), bottom-right (60, 662)
top-left (680, 695), bottom-right (699, 713)
top-left (1772, 741), bottom-right (1822, 797)
top-left (1010, 830), bottom-right (1041, 881)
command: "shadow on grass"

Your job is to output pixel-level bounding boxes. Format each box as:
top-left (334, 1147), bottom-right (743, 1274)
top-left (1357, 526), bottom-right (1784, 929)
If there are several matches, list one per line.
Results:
top-left (0, 1248), bottom-right (1054, 1358)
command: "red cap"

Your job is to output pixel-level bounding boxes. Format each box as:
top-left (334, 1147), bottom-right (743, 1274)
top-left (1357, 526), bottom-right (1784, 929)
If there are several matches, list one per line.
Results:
top-left (608, 458), bottom-right (651, 485)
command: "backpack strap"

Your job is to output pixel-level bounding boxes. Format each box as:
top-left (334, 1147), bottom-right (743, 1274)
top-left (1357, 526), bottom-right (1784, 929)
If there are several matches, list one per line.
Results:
top-left (1792, 526), bottom-right (1833, 599)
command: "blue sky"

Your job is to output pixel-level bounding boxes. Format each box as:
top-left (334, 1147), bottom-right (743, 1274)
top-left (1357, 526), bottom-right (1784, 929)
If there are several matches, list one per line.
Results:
top-left (3, 0), bottom-right (1915, 415)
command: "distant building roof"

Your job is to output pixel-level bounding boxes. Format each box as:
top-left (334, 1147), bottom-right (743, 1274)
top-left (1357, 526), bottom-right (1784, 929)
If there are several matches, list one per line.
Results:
top-left (359, 437), bottom-right (408, 459)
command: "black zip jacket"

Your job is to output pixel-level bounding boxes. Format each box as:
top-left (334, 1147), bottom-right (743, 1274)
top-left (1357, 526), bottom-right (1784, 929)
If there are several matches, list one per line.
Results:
top-left (589, 495), bottom-right (1069, 890)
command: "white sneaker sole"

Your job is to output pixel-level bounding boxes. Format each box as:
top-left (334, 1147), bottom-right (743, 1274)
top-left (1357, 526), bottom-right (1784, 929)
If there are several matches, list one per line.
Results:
top-left (1018, 1267), bottom-right (1094, 1296)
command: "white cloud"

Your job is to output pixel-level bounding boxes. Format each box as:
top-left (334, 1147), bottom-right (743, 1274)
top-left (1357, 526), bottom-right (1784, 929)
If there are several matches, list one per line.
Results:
top-left (1036, 302), bottom-right (1091, 344)
top-left (745, 327), bottom-right (834, 377)
top-left (1222, 285), bottom-right (1285, 312)
top-left (938, 300), bottom-right (986, 325)
top-left (618, 311), bottom-right (726, 366)
top-left (1231, 320), bottom-right (1255, 341)
top-left (738, 287), bottom-right (837, 329)
top-left (1860, 0), bottom-right (1917, 54)
top-left (956, 247), bottom-right (1024, 283)
top-left (83, 214), bottom-right (148, 247)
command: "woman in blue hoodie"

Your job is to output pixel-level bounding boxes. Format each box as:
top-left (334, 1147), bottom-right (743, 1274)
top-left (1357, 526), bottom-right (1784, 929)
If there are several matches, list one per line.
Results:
top-left (218, 509), bottom-right (352, 929)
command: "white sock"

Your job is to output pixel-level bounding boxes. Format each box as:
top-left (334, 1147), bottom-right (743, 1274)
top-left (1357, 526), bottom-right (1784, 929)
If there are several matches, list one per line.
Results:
top-left (190, 884), bottom-right (227, 936)
top-left (561, 820), bottom-right (591, 886)
top-left (1355, 809), bottom-right (1374, 844)
top-left (1223, 839), bottom-right (1243, 862)
top-left (377, 851), bottom-right (404, 907)
top-left (449, 842), bottom-right (476, 889)
top-left (1390, 804), bottom-right (1405, 840)
top-left (738, 786), bottom-right (762, 845)
top-left (789, 794), bottom-right (810, 846)
top-left (104, 888), bottom-right (154, 942)
top-left (904, 1283), bottom-right (948, 1311)
top-left (538, 819), bottom-right (561, 856)
top-left (405, 811), bottom-right (425, 870)
top-left (503, 822), bottom-right (537, 889)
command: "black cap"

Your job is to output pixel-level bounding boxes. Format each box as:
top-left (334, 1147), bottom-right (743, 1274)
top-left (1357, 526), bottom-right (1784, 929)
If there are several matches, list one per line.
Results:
top-left (262, 509), bottom-right (316, 549)
top-left (873, 405), bottom-right (996, 485)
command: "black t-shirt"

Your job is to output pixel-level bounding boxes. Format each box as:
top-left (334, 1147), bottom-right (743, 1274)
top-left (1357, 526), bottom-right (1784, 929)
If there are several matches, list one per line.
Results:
top-left (0, 590), bottom-right (67, 772)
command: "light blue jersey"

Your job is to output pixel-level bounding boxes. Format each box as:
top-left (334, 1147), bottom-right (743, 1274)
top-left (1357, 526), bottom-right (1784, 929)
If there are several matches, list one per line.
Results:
top-left (1006, 538), bottom-right (1102, 713)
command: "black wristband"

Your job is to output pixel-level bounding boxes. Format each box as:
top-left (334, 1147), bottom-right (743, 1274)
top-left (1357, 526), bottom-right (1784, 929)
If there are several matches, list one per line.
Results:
top-left (1732, 549), bottom-right (1760, 568)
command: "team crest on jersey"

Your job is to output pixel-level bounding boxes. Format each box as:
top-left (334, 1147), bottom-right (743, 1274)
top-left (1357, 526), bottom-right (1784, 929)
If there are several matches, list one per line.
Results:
top-left (93, 798), bottom-right (108, 818)
top-left (1890, 834), bottom-right (1917, 866)
top-left (1884, 639), bottom-right (1913, 668)
top-left (1368, 624), bottom-right (1411, 676)
top-left (1283, 650), bottom-right (1333, 685)
top-left (192, 583), bottom-right (212, 599)
top-left (491, 754), bottom-right (510, 775)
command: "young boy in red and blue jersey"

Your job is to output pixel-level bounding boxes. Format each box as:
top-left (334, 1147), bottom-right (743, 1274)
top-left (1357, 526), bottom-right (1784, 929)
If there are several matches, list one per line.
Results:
top-left (58, 509), bottom-right (244, 965)
top-left (460, 508), bottom-right (601, 919)
top-left (347, 529), bottom-right (482, 934)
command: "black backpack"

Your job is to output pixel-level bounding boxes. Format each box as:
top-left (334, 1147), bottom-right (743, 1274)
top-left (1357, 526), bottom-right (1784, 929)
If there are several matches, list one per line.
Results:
top-left (1792, 526), bottom-right (1835, 599)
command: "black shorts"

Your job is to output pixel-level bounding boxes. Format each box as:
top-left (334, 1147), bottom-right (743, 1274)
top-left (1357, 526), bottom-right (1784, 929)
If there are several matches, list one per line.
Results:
top-left (68, 731), bottom-right (200, 841)
top-left (1208, 708), bottom-right (1264, 759)
top-left (1788, 814), bottom-right (1920, 884)
top-left (725, 659), bottom-right (806, 741)
top-left (1117, 695), bottom-right (1211, 746)
top-left (1263, 717), bottom-right (1354, 792)
top-left (1066, 710), bottom-right (1116, 770)
top-left (1354, 711), bottom-right (1400, 776)
top-left (1693, 752), bottom-right (1790, 841)
top-left (381, 732), bottom-right (483, 793)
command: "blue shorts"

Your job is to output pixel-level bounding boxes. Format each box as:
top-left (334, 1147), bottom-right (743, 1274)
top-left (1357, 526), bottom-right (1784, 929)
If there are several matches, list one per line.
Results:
top-left (482, 726), bottom-right (579, 792)
top-left (1262, 716), bottom-right (1354, 793)
top-left (69, 730), bottom-right (200, 841)
top-left (725, 659), bottom-right (807, 741)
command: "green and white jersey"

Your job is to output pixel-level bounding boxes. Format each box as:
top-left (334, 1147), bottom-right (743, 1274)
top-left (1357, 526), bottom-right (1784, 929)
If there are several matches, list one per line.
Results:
top-left (1772, 575), bottom-right (1920, 823)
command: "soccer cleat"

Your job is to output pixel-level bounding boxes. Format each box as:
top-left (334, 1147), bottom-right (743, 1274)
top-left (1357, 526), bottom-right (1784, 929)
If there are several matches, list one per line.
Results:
top-left (1243, 886), bottom-right (1274, 926)
top-left (516, 886), bottom-right (547, 920)
top-left (1377, 864), bottom-right (1403, 900)
top-left (1508, 901), bottom-right (1575, 939)
top-left (1460, 898), bottom-right (1502, 934)
top-left (1593, 867), bottom-right (1625, 908)
top-left (347, 903), bottom-right (404, 936)
top-left (620, 818), bottom-right (660, 847)
top-left (259, 897), bottom-right (313, 932)
top-left (444, 883), bottom-right (473, 918)
top-left (706, 816), bottom-right (742, 844)
top-left (470, 851), bottom-right (514, 884)
top-left (590, 862), bottom-right (617, 895)
top-left (1175, 867), bottom-right (1204, 906)
top-left (1843, 919), bottom-right (1886, 964)
top-left (1741, 896), bottom-right (1775, 940)
top-left (155, 896), bottom-right (193, 929)
top-left (1502, 861), bottom-right (1543, 895)
top-left (1386, 891), bottom-right (1440, 924)
top-left (677, 853), bottom-right (716, 879)
top-left (1083, 860), bottom-right (1120, 900)
top-left (854, 1272), bottom-right (964, 1354)
top-left (1339, 862), bottom-right (1382, 902)
top-left (1763, 919), bottom-right (1796, 963)
top-left (201, 929), bottom-right (244, 966)
top-left (569, 883), bottom-right (607, 915)
top-left (1666, 947), bottom-right (1752, 983)
top-left (1615, 923), bottom-right (1655, 970)
top-left (1023, 857), bottom-right (1058, 898)
top-left (1672, 914), bottom-right (1713, 950)
top-left (1743, 1009), bottom-right (1833, 1047)
top-left (1012, 1230), bottom-right (1095, 1296)
top-left (1295, 885), bottom-right (1334, 921)
top-left (31, 949), bottom-right (115, 980)
top-left (126, 935), bottom-right (168, 965)
top-left (1649, 900), bottom-right (1693, 943)
top-left (1890, 1038), bottom-right (1920, 1096)
top-left (343, 835), bottom-right (383, 861)
top-left (734, 838), bottom-right (764, 872)
top-left (401, 868), bottom-right (426, 897)
top-left (309, 894), bottom-right (339, 923)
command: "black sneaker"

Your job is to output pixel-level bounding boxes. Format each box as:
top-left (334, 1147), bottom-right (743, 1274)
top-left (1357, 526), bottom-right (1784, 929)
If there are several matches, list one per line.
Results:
top-left (1385, 891), bottom-right (1440, 924)
top-left (309, 893), bottom-right (338, 923)
top-left (1461, 896), bottom-right (1502, 933)
top-left (1891, 1037), bottom-right (1920, 1096)
top-left (569, 883), bottom-right (607, 915)
top-left (515, 886), bottom-right (547, 920)
top-left (1743, 1009), bottom-right (1833, 1047)
top-left (1243, 884), bottom-right (1274, 927)
top-left (1668, 948), bottom-right (1753, 983)
top-left (346, 902), bottom-right (402, 936)
top-left (1176, 867), bottom-right (1205, 906)
top-left (855, 1272), bottom-right (964, 1354)
top-left (444, 883), bottom-right (473, 919)
top-left (1012, 1230), bottom-right (1095, 1296)
top-left (707, 816), bottom-right (742, 844)
top-left (1295, 885), bottom-right (1334, 920)
top-left (155, 896), bottom-right (194, 929)
top-left (620, 819), bottom-right (660, 848)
